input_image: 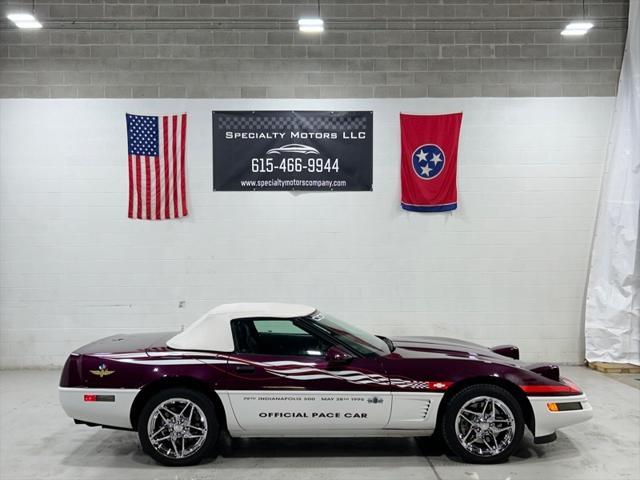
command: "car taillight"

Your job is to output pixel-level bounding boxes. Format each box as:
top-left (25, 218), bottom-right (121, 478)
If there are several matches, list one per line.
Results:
top-left (520, 382), bottom-right (582, 395)
top-left (83, 394), bottom-right (115, 402)
top-left (60, 354), bottom-right (84, 388)
top-left (561, 377), bottom-right (582, 392)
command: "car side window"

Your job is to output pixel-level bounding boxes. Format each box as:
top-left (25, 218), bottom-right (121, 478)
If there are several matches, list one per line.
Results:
top-left (233, 318), bottom-right (330, 357)
top-left (253, 320), bottom-right (308, 335)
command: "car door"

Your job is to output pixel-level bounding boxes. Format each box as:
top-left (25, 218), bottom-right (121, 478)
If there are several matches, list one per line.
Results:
top-left (223, 317), bottom-right (392, 434)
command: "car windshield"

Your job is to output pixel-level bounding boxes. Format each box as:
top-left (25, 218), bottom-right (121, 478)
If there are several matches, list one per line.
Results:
top-left (307, 311), bottom-right (390, 357)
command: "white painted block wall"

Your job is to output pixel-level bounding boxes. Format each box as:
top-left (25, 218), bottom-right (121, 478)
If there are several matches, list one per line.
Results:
top-left (0, 98), bottom-right (613, 368)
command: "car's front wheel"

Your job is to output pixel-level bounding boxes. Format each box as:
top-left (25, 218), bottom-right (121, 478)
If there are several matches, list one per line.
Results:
top-left (138, 388), bottom-right (219, 466)
top-left (442, 384), bottom-right (524, 463)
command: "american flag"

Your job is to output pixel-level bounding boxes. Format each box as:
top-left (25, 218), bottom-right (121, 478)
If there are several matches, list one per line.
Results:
top-left (126, 113), bottom-right (188, 220)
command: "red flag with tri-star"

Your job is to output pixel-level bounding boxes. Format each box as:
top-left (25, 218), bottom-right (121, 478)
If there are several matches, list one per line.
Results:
top-left (400, 112), bottom-right (463, 212)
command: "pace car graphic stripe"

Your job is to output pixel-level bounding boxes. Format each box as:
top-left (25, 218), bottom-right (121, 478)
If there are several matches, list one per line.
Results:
top-left (99, 353), bottom-right (149, 358)
top-left (268, 373), bottom-right (356, 381)
top-left (265, 373), bottom-right (395, 384)
top-left (109, 358), bottom-right (233, 366)
top-left (97, 352), bottom-right (431, 390)
top-left (99, 351), bottom-right (227, 359)
top-left (261, 365), bottom-right (429, 389)
top-left (264, 367), bottom-right (386, 380)
top-left (147, 351), bottom-right (226, 358)
top-left (259, 360), bottom-right (326, 367)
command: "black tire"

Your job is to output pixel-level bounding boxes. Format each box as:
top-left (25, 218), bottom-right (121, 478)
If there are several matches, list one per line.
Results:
top-left (137, 388), bottom-right (220, 466)
top-left (441, 384), bottom-right (524, 464)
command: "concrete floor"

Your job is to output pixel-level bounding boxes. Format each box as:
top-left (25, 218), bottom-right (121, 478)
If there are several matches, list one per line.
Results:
top-left (1, 366), bottom-right (638, 480)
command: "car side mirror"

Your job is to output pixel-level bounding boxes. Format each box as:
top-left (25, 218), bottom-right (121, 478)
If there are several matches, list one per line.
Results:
top-left (325, 346), bottom-right (353, 366)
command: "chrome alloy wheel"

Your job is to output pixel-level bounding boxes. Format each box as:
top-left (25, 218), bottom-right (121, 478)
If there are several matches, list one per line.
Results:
top-left (146, 397), bottom-right (208, 459)
top-left (454, 396), bottom-right (516, 457)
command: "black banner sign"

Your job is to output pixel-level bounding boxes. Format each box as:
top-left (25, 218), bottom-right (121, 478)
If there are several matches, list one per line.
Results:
top-left (212, 111), bottom-right (373, 191)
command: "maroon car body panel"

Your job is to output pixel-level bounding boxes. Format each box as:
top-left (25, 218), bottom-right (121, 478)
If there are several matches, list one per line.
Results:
top-left (60, 321), bottom-right (580, 397)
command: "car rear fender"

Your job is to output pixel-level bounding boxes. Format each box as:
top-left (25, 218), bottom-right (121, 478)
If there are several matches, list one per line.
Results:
top-left (129, 376), bottom-right (227, 431)
top-left (435, 376), bottom-right (535, 434)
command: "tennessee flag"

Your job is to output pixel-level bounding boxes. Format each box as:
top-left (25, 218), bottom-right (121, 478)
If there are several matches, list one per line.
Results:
top-left (400, 112), bottom-right (463, 212)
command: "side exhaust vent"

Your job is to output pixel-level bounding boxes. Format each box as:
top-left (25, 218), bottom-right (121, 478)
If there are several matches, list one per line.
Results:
top-left (421, 399), bottom-right (431, 419)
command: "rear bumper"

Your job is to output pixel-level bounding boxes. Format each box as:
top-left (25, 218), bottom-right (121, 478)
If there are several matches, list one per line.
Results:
top-left (529, 393), bottom-right (593, 438)
top-left (59, 387), bottom-right (139, 430)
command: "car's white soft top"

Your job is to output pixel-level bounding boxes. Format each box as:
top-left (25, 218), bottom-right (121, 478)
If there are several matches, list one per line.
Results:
top-left (166, 302), bottom-right (316, 352)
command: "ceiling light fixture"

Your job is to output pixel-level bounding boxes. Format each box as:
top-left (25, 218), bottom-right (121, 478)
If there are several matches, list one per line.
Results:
top-left (561, 0), bottom-right (593, 36)
top-left (561, 21), bottom-right (594, 36)
top-left (6, 12), bottom-right (42, 29)
top-left (299, 18), bottom-right (324, 33)
top-left (299, 0), bottom-right (324, 33)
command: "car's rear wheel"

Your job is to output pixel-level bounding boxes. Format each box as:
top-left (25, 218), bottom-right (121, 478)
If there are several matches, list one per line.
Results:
top-left (442, 384), bottom-right (524, 463)
top-left (138, 388), bottom-right (219, 466)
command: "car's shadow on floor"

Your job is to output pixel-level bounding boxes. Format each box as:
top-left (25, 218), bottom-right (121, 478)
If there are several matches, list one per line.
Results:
top-left (58, 428), bottom-right (581, 469)
top-left (223, 436), bottom-right (428, 458)
top-left (216, 431), bottom-right (581, 465)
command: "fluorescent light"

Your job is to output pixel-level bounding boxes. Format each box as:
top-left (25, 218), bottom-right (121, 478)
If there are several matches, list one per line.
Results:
top-left (565, 22), bottom-right (594, 30)
top-left (7, 13), bottom-right (42, 29)
top-left (7, 13), bottom-right (36, 21)
top-left (298, 17), bottom-right (324, 33)
top-left (561, 21), bottom-right (594, 36)
top-left (12, 20), bottom-right (42, 29)
top-left (561, 29), bottom-right (588, 36)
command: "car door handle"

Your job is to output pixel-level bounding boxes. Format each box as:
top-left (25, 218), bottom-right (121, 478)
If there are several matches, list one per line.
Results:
top-left (235, 365), bottom-right (255, 373)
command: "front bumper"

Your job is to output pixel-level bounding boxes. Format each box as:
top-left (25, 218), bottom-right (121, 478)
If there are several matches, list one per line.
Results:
top-left (59, 387), bottom-right (139, 430)
top-left (529, 393), bottom-right (593, 438)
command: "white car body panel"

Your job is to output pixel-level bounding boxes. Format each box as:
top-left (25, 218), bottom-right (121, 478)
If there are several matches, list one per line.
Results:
top-left (59, 387), bottom-right (140, 430)
top-left (528, 394), bottom-right (593, 437)
top-left (59, 388), bottom-right (592, 441)
top-left (222, 390), bottom-right (393, 432)
top-left (219, 389), bottom-right (445, 436)
top-left (386, 392), bottom-right (444, 429)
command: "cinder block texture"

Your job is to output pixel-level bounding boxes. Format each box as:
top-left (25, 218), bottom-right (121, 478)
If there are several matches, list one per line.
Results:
top-left (0, 97), bottom-right (615, 367)
top-left (0, 0), bottom-right (628, 98)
